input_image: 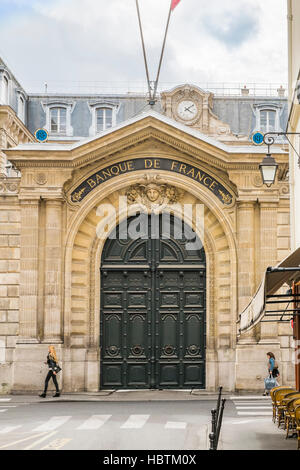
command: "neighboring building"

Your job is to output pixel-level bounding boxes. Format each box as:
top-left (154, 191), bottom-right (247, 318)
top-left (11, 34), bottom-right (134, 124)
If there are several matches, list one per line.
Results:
top-left (0, 57), bottom-right (293, 393)
top-left (288, 0), bottom-right (300, 250)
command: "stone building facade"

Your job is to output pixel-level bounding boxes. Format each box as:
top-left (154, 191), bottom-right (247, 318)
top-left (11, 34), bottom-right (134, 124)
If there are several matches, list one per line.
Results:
top-left (0, 57), bottom-right (293, 393)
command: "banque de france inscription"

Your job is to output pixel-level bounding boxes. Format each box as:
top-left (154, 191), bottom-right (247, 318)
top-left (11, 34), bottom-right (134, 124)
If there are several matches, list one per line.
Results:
top-left (70, 158), bottom-right (234, 205)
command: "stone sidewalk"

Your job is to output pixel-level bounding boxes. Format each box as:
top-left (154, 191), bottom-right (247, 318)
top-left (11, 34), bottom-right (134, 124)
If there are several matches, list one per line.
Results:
top-left (4, 389), bottom-right (226, 403)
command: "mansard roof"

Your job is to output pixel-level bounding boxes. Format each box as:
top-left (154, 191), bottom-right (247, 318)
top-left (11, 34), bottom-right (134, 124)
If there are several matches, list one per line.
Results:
top-left (7, 109), bottom-right (286, 156)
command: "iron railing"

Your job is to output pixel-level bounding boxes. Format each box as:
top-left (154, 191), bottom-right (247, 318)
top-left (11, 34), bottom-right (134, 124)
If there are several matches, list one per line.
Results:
top-left (24, 81), bottom-right (288, 97)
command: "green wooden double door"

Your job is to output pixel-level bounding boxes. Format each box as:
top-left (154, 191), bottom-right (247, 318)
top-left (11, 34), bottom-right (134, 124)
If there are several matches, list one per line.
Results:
top-left (100, 214), bottom-right (206, 389)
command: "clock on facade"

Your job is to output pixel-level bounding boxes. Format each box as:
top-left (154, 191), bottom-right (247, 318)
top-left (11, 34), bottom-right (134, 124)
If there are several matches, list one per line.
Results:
top-left (177, 100), bottom-right (198, 121)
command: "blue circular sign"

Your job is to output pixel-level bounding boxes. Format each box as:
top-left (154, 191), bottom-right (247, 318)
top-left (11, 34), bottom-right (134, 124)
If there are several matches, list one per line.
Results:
top-left (252, 132), bottom-right (264, 146)
top-left (35, 128), bottom-right (48, 142)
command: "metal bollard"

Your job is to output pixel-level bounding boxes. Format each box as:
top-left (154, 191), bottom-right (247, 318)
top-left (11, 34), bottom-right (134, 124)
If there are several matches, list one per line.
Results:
top-left (215, 398), bottom-right (226, 448)
top-left (216, 386), bottom-right (223, 421)
top-left (209, 408), bottom-right (217, 450)
top-left (209, 388), bottom-right (226, 450)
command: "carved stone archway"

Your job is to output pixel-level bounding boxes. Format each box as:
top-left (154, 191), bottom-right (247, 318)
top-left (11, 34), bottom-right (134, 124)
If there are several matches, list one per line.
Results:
top-left (64, 170), bottom-right (237, 392)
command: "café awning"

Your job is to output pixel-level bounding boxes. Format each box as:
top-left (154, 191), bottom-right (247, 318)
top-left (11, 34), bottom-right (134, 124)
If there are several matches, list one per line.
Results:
top-left (239, 247), bottom-right (300, 332)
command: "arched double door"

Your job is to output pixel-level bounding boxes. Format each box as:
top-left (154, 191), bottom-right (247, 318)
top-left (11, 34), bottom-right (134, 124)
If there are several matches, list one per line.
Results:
top-left (100, 214), bottom-right (206, 389)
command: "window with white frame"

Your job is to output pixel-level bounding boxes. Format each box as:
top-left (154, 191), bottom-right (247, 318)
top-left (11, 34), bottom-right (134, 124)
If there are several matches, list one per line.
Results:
top-left (260, 109), bottom-right (276, 133)
top-left (96, 107), bottom-right (113, 132)
top-left (89, 102), bottom-right (118, 136)
top-left (42, 101), bottom-right (75, 137)
top-left (17, 93), bottom-right (25, 122)
top-left (2, 75), bottom-right (9, 104)
top-left (254, 104), bottom-right (282, 135)
top-left (50, 107), bottom-right (67, 134)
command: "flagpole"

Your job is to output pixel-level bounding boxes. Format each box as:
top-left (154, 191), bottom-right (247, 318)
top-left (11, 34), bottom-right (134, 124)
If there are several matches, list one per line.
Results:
top-left (152, 0), bottom-right (173, 103)
top-left (135, 0), bottom-right (153, 101)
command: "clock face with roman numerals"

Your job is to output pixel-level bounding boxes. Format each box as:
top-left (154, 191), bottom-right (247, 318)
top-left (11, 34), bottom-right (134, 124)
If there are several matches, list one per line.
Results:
top-left (177, 100), bottom-right (198, 121)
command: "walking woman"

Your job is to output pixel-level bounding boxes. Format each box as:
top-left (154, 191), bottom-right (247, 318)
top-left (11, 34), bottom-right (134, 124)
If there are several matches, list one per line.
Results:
top-left (263, 352), bottom-right (280, 396)
top-left (39, 346), bottom-right (61, 398)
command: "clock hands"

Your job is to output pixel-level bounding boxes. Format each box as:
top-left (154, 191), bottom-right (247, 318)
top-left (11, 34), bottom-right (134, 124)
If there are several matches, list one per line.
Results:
top-left (184, 104), bottom-right (196, 114)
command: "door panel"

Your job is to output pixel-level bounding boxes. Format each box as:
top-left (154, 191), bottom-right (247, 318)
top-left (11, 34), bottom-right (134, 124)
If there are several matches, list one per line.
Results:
top-left (100, 215), bottom-right (206, 389)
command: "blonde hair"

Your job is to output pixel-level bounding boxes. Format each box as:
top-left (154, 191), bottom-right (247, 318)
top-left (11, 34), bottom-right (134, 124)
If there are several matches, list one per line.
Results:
top-left (49, 346), bottom-right (58, 363)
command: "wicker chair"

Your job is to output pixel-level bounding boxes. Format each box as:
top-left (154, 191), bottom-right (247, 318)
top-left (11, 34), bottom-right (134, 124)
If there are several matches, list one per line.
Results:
top-left (281, 393), bottom-right (300, 424)
top-left (272, 387), bottom-right (295, 424)
top-left (294, 405), bottom-right (300, 450)
top-left (276, 390), bottom-right (298, 428)
top-left (285, 397), bottom-right (300, 438)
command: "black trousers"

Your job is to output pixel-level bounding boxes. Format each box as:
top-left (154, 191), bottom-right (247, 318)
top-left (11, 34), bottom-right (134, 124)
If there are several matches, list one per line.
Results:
top-left (44, 370), bottom-right (59, 393)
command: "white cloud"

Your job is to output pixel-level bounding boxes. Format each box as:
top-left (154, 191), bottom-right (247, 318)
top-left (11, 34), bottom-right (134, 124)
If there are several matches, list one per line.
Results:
top-left (0, 0), bottom-right (288, 93)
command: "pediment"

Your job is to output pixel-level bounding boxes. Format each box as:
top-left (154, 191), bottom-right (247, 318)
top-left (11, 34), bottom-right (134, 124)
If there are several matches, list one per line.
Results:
top-left (5, 109), bottom-right (286, 174)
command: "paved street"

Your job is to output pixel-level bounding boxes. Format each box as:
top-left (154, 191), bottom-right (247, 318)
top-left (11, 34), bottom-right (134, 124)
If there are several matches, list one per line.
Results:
top-left (0, 394), bottom-right (298, 450)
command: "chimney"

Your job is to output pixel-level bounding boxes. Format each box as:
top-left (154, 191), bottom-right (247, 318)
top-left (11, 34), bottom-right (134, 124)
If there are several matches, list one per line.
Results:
top-left (277, 85), bottom-right (285, 97)
top-left (241, 85), bottom-right (249, 96)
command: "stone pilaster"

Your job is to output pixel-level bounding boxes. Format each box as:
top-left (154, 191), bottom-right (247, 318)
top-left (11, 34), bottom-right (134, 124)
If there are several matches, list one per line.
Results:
top-left (18, 199), bottom-right (40, 343)
top-left (237, 201), bottom-right (257, 342)
top-left (237, 201), bottom-right (256, 311)
top-left (42, 199), bottom-right (63, 343)
top-left (259, 202), bottom-right (279, 342)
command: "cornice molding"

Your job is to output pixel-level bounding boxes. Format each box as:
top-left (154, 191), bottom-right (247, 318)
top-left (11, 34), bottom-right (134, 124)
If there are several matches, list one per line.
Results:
top-left (5, 126), bottom-right (288, 175)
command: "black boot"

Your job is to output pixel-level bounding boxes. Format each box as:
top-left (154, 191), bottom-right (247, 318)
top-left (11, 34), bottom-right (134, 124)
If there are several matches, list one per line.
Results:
top-left (53, 392), bottom-right (60, 397)
top-left (39, 393), bottom-right (46, 398)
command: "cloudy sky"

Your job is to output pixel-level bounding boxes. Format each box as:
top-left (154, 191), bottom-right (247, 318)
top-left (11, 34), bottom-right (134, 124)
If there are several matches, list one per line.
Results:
top-left (0, 0), bottom-right (288, 94)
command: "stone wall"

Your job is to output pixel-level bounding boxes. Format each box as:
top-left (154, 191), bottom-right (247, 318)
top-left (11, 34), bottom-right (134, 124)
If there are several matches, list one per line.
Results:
top-left (0, 185), bottom-right (20, 394)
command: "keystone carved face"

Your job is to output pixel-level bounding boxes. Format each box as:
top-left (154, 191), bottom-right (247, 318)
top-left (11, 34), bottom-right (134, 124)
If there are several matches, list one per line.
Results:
top-left (145, 185), bottom-right (160, 202)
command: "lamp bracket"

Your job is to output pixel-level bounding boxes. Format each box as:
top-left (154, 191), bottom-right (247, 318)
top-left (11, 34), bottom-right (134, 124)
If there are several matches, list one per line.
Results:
top-left (263, 132), bottom-right (300, 166)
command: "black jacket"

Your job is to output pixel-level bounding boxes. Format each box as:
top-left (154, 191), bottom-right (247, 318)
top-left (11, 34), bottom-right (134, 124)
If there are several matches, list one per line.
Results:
top-left (47, 354), bottom-right (59, 372)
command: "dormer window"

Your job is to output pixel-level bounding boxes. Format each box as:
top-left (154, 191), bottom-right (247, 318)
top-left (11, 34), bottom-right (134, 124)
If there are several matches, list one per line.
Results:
top-left (253, 104), bottom-right (282, 136)
top-left (89, 102), bottom-right (119, 136)
top-left (17, 91), bottom-right (26, 123)
top-left (42, 101), bottom-right (75, 137)
top-left (50, 107), bottom-right (67, 134)
top-left (260, 109), bottom-right (276, 133)
top-left (96, 107), bottom-right (113, 132)
top-left (1, 74), bottom-right (9, 105)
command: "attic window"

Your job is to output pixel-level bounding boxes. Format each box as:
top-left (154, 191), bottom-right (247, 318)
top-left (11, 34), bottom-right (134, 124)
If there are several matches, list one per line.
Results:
top-left (50, 107), bottom-right (67, 134)
top-left (42, 101), bottom-right (75, 137)
top-left (88, 102), bottom-right (119, 136)
top-left (1, 75), bottom-right (9, 104)
top-left (96, 107), bottom-right (113, 133)
top-left (260, 109), bottom-right (276, 133)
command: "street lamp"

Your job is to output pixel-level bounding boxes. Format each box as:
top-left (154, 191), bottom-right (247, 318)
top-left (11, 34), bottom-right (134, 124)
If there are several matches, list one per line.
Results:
top-left (257, 131), bottom-right (300, 187)
top-left (256, 131), bottom-right (300, 187)
top-left (259, 152), bottom-right (278, 187)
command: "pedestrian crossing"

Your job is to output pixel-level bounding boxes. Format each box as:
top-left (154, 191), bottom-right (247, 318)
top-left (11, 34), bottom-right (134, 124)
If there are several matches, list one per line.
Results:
top-left (0, 398), bottom-right (21, 414)
top-left (231, 396), bottom-right (273, 417)
top-left (0, 413), bottom-right (190, 435)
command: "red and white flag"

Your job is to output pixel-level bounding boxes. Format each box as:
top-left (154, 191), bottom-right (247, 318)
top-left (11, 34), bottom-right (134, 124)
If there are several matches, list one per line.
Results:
top-left (171, 0), bottom-right (182, 10)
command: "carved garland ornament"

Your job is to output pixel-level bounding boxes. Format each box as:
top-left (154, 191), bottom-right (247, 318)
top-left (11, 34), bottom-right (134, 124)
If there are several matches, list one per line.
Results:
top-left (126, 177), bottom-right (183, 212)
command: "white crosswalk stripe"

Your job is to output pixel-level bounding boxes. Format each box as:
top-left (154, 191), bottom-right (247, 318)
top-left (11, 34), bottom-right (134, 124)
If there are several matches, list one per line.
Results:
top-left (232, 396), bottom-right (272, 417)
top-left (0, 409), bottom-right (7, 413)
top-left (230, 396), bottom-right (271, 400)
top-left (32, 416), bottom-right (71, 432)
top-left (0, 399), bottom-right (11, 402)
top-left (120, 415), bottom-right (150, 429)
top-left (77, 415), bottom-right (111, 430)
top-left (236, 406), bottom-right (272, 410)
top-left (0, 413), bottom-right (192, 434)
top-left (0, 425), bottom-right (22, 434)
top-left (165, 422), bottom-right (187, 429)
